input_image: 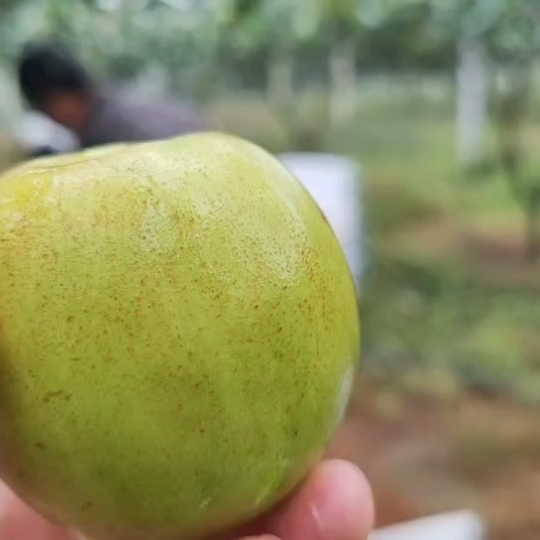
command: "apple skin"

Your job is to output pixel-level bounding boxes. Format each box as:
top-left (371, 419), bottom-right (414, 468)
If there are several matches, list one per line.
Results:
top-left (0, 133), bottom-right (359, 540)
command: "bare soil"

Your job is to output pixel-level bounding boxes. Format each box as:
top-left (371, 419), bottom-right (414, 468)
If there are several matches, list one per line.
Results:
top-left (327, 381), bottom-right (540, 539)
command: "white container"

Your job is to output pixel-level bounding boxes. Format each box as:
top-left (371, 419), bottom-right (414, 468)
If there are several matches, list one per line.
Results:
top-left (279, 152), bottom-right (365, 294)
top-left (370, 510), bottom-right (486, 540)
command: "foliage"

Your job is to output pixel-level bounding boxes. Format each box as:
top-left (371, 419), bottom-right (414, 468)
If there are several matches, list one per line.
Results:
top-left (0, 0), bottom-right (464, 95)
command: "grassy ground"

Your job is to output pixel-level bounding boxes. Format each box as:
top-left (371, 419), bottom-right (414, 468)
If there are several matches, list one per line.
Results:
top-left (358, 115), bottom-right (540, 402)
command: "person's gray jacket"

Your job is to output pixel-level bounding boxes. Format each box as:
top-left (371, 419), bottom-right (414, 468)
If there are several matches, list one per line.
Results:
top-left (79, 89), bottom-right (206, 149)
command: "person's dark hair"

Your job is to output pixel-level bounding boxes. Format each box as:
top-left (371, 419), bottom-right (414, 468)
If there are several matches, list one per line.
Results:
top-left (17, 40), bottom-right (93, 109)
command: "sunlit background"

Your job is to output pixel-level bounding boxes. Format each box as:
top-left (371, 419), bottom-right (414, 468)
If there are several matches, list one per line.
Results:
top-left (1, 1), bottom-right (540, 538)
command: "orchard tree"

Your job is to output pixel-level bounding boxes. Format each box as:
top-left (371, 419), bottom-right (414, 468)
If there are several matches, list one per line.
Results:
top-left (487, 0), bottom-right (540, 259)
top-left (323, 0), bottom-right (425, 124)
top-left (229, 0), bottom-right (323, 121)
top-left (228, 0), bottom-right (430, 142)
top-left (425, 0), bottom-right (540, 260)
top-left (429, 0), bottom-right (504, 166)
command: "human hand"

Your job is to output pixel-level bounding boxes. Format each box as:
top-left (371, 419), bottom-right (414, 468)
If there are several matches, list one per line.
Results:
top-left (0, 459), bottom-right (374, 540)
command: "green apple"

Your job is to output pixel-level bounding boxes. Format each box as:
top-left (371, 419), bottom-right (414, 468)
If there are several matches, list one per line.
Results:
top-left (0, 133), bottom-right (360, 540)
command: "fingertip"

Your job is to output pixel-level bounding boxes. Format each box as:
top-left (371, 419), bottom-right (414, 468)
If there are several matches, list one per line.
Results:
top-left (321, 460), bottom-right (375, 537)
top-left (267, 459), bottom-right (374, 540)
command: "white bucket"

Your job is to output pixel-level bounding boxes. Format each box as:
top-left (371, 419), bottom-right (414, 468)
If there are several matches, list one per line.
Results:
top-left (370, 510), bottom-right (486, 540)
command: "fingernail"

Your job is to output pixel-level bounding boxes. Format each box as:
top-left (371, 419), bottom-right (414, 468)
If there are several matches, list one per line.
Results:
top-left (308, 501), bottom-right (325, 538)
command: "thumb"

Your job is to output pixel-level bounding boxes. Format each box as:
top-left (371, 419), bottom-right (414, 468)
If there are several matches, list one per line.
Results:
top-left (0, 482), bottom-right (74, 540)
top-left (263, 460), bottom-right (374, 540)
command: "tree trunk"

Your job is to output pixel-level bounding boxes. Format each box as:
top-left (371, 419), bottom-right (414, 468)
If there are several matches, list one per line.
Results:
top-left (195, 51), bottom-right (220, 105)
top-left (525, 189), bottom-right (540, 262)
top-left (456, 37), bottom-right (489, 166)
top-left (267, 48), bottom-right (295, 121)
top-left (494, 65), bottom-right (535, 260)
top-left (194, 21), bottom-right (225, 105)
top-left (495, 67), bottom-right (531, 182)
top-left (329, 37), bottom-right (357, 128)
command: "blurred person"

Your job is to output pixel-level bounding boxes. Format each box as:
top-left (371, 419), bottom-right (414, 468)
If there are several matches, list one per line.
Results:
top-left (0, 460), bottom-right (374, 540)
top-left (16, 40), bottom-right (206, 156)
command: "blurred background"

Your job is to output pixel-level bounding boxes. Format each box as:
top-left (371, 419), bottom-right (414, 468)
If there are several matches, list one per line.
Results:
top-left (1, 0), bottom-right (540, 538)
